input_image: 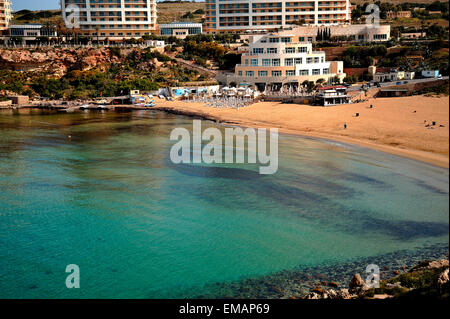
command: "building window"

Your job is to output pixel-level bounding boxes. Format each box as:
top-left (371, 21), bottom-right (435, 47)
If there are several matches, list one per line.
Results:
top-left (258, 71), bottom-right (268, 77)
top-left (314, 57), bottom-right (319, 63)
top-left (272, 71), bottom-right (282, 77)
top-left (299, 70), bottom-right (309, 76)
top-left (272, 59), bottom-right (280, 66)
top-left (253, 48), bottom-right (264, 54)
top-left (251, 59), bottom-right (258, 66)
top-left (312, 69), bottom-right (320, 75)
top-left (262, 59), bottom-right (270, 66)
top-left (267, 48), bottom-right (278, 54)
top-left (298, 46), bottom-right (307, 53)
top-left (246, 71), bottom-right (254, 77)
top-left (238, 71), bottom-right (243, 76)
top-left (306, 57), bottom-right (313, 64)
top-left (285, 47), bottom-right (295, 53)
top-left (285, 58), bottom-right (293, 66)
top-left (374, 34), bottom-right (387, 40)
top-left (295, 58), bottom-right (303, 64)
top-left (323, 68), bottom-right (330, 74)
top-left (286, 70), bottom-right (295, 76)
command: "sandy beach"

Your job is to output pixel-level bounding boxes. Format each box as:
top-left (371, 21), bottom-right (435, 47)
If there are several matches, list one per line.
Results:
top-left (155, 95), bottom-right (449, 168)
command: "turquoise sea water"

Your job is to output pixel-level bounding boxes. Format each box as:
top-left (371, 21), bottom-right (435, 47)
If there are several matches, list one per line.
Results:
top-left (0, 109), bottom-right (448, 298)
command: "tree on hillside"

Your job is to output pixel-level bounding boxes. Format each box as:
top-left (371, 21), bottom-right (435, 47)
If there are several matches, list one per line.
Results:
top-left (95, 25), bottom-right (100, 44)
top-left (55, 20), bottom-right (68, 44)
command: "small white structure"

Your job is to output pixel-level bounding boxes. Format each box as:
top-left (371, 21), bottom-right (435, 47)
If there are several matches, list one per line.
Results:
top-left (373, 70), bottom-right (415, 82)
top-left (421, 70), bottom-right (440, 78)
top-left (316, 86), bottom-right (350, 106)
top-left (403, 71), bottom-right (415, 80)
top-left (145, 40), bottom-right (165, 48)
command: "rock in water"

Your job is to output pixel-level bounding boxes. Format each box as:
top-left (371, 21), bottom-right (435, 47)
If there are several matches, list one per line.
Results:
top-left (349, 274), bottom-right (365, 289)
top-left (328, 281), bottom-right (339, 288)
top-left (305, 292), bottom-right (321, 300)
top-left (409, 259), bottom-right (449, 272)
top-left (438, 269), bottom-right (449, 286)
top-left (337, 289), bottom-right (353, 299)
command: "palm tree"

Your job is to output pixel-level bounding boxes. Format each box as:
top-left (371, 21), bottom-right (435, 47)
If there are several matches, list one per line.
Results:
top-left (40, 19), bottom-right (54, 45)
top-left (95, 25), bottom-right (100, 45)
top-left (56, 20), bottom-right (68, 44)
top-left (72, 27), bottom-right (82, 45)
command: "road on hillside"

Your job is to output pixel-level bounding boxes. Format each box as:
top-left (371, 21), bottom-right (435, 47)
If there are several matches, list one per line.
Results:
top-left (347, 76), bottom-right (449, 92)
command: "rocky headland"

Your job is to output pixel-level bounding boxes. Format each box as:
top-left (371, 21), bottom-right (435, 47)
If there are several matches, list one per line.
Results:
top-left (187, 244), bottom-right (449, 300)
top-left (303, 258), bottom-right (449, 300)
top-left (0, 47), bottom-right (122, 77)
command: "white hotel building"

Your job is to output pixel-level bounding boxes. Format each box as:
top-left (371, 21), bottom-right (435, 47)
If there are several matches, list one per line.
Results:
top-left (219, 33), bottom-right (345, 90)
top-left (61, 0), bottom-right (157, 40)
top-left (0, 0), bottom-right (12, 31)
top-left (205, 0), bottom-right (352, 34)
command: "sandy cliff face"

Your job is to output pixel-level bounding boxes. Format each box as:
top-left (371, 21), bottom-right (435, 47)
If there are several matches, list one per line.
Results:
top-left (0, 48), bottom-right (121, 77)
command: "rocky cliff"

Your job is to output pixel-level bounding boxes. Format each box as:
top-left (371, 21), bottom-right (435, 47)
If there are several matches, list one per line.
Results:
top-left (0, 48), bottom-right (121, 77)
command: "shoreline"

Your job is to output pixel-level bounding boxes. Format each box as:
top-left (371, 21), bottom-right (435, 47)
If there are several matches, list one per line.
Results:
top-left (154, 95), bottom-right (449, 169)
top-left (2, 95), bottom-right (448, 168)
top-left (185, 243), bottom-right (449, 299)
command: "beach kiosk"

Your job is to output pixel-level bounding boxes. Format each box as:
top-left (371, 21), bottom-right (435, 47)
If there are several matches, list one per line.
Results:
top-left (315, 86), bottom-right (350, 106)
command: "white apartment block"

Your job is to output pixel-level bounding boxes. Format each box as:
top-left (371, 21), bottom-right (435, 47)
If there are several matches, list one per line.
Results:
top-left (61, 0), bottom-right (157, 40)
top-left (205, 0), bottom-right (352, 34)
top-left (373, 71), bottom-right (415, 83)
top-left (0, 0), bottom-right (12, 31)
top-left (219, 33), bottom-right (345, 90)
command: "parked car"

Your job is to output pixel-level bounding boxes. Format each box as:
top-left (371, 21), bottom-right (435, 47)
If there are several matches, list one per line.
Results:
top-left (396, 81), bottom-right (402, 85)
top-left (403, 81), bottom-right (409, 84)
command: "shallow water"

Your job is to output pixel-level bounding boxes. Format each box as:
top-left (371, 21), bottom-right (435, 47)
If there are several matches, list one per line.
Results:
top-left (0, 109), bottom-right (448, 298)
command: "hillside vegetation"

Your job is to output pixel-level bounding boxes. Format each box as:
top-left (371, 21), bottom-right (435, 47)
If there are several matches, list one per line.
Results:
top-left (12, 9), bottom-right (62, 25)
top-left (12, 2), bottom-right (206, 26)
top-left (157, 1), bottom-right (205, 24)
top-left (0, 47), bottom-right (209, 100)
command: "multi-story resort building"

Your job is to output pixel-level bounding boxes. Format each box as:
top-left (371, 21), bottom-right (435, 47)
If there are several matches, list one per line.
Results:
top-left (60, 0), bottom-right (157, 40)
top-left (205, 0), bottom-right (352, 34)
top-left (0, 0), bottom-right (12, 32)
top-left (218, 33), bottom-right (346, 91)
